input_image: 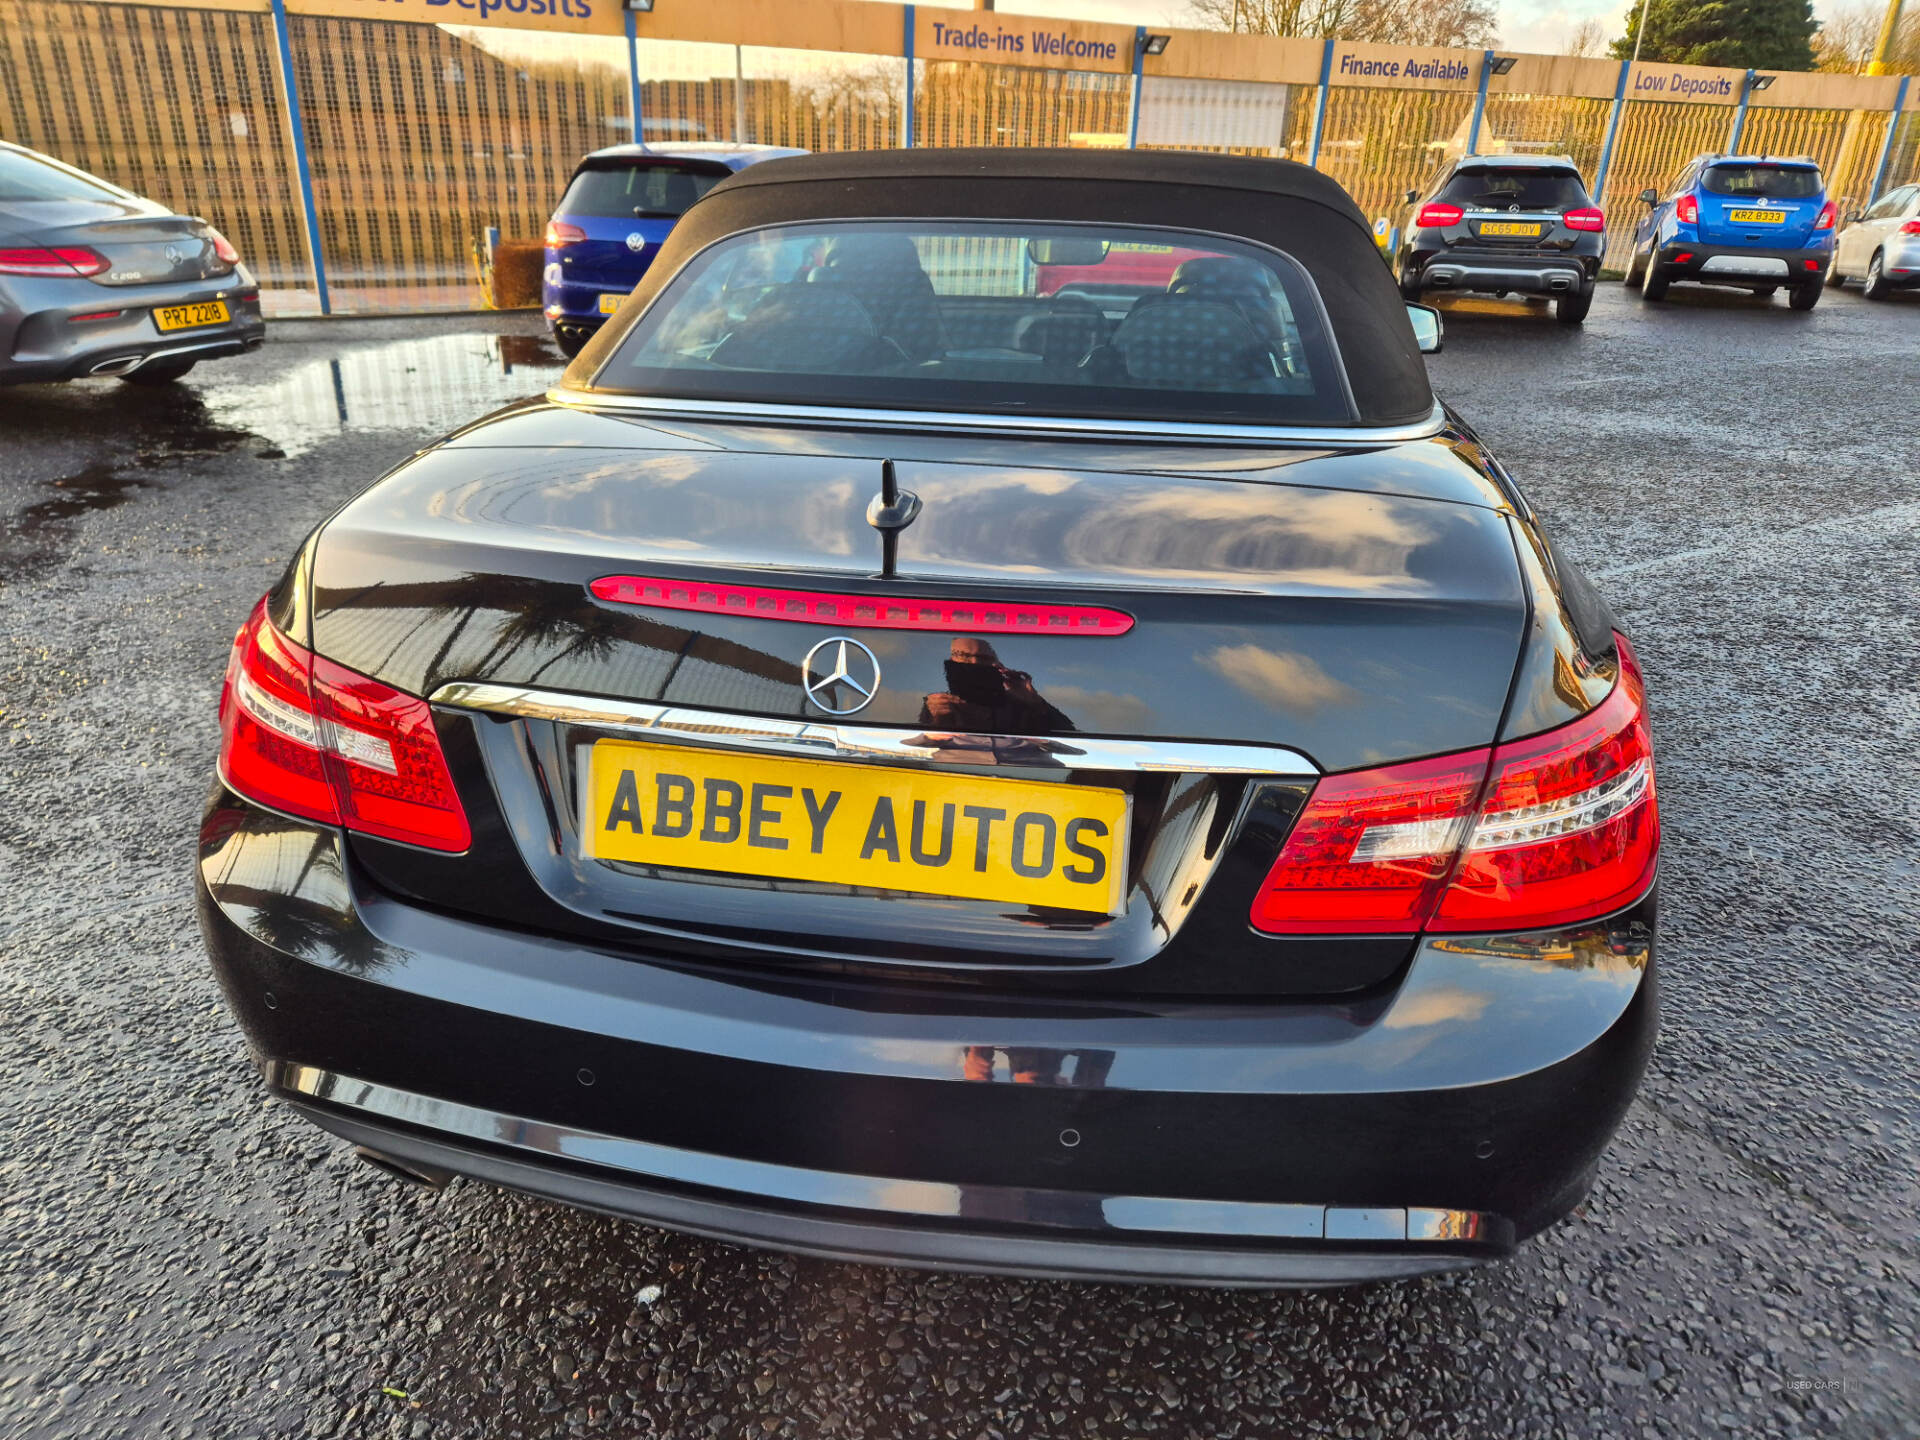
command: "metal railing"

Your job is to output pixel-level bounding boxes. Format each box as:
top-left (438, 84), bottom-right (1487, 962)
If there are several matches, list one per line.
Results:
top-left (3, 0), bottom-right (1916, 315)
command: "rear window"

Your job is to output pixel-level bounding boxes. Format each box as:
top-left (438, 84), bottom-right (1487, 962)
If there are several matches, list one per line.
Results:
top-left (0, 148), bottom-right (125, 204)
top-left (600, 221), bottom-right (1350, 426)
top-left (558, 161), bottom-right (730, 220)
top-left (1701, 164), bottom-right (1821, 200)
top-left (1439, 168), bottom-right (1588, 211)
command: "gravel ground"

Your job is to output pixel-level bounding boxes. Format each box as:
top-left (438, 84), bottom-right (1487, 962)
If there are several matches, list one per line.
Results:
top-left (2, 287), bottom-right (1916, 1440)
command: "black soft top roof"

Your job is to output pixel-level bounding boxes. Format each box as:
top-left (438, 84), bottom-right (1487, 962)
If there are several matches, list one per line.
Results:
top-left (573, 148), bottom-right (1435, 427)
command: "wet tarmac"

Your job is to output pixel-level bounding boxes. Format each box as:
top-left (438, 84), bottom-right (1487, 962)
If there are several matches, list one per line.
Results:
top-left (1, 293), bottom-right (1917, 1440)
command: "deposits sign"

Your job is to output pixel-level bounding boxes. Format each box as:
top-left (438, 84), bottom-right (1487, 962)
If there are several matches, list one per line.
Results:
top-left (1627, 61), bottom-right (1741, 102)
top-left (282, 0), bottom-right (623, 36)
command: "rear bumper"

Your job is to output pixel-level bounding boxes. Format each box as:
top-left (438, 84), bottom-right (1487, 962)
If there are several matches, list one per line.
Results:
top-left (1655, 242), bottom-right (1829, 284)
top-left (1874, 239), bottom-right (1920, 286)
top-left (541, 250), bottom-right (636, 325)
top-left (0, 268), bottom-right (266, 384)
top-left (1412, 250), bottom-right (1593, 295)
top-left (197, 790), bottom-right (1657, 1287)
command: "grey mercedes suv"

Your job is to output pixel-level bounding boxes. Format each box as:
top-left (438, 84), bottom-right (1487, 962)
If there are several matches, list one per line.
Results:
top-left (0, 141), bottom-right (265, 386)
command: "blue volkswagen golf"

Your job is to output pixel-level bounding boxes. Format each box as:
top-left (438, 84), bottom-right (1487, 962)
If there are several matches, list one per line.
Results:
top-left (1623, 154), bottom-right (1835, 310)
top-left (543, 143), bottom-right (806, 357)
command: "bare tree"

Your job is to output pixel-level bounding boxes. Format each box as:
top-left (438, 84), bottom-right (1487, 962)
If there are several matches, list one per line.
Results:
top-left (1350, 0), bottom-right (1499, 46)
top-left (1562, 18), bottom-right (1608, 56)
top-left (1814, 2), bottom-right (1920, 72)
top-left (1186, 0), bottom-right (1496, 46)
top-left (1186, 0), bottom-right (1364, 40)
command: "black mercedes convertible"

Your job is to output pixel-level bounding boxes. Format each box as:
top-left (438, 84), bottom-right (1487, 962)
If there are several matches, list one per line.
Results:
top-left (197, 150), bottom-right (1658, 1287)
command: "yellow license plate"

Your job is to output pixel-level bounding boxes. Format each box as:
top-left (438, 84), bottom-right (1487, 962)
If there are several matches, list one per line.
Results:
top-left (597, 293), bottom-right (623, 314)
top-left (152, 299), bottom-right (229, 332)
top-left (1728, 209), bottom-right (1786, 224)
top-left (1477, 221), bottom-right (1542, 237)
top-left (584, 740), bottom-right (1129, 915)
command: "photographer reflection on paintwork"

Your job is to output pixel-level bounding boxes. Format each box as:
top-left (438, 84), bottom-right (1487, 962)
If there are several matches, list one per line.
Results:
top-left (919, 637), bottom-right (1074, 735)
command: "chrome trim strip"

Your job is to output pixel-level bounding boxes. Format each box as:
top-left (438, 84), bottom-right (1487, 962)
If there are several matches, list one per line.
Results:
top-left (429, 683), bottom-right (1320, 777)
top-left (543, 387), bottom-right (1448, 448)
top-left (273, 1062), bottom-right (1490, 1245)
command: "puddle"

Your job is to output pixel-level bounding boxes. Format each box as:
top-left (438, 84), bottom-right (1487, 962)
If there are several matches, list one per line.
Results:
top-left (197, 330), bottom-right (568, 459)
top-left (1, 388), bottom-right (256, 581)
top-left (14, 462), bottom-right (158, 526)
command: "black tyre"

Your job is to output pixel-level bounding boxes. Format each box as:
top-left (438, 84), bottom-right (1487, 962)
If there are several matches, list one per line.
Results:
top-left (1397, 266), bottom-right (1422, 302)
top-left (553, 327), bottom-right (589, 359)
top-left (1555, 285), bottom-right (1593, 325)
top-left (1640, 258), bottom-right (1670, 301)
top-left (1622, 245), bottom-right (1645, 288)
top-left (1823, 256), bottom-right (1846, 289)
top-left (1862, 251), bottom-right (1890, 301)
top-left (119, 357), bottom-right (196, 386)
top-left (1788, 276), bottom-right (1822, 311)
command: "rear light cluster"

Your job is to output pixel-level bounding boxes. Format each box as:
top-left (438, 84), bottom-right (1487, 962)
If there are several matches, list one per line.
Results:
top-left (1415, 203), bottom-right (1465, 228)
top-left (545, 221), bottom-right (587, 248)
top-left (208, 229), bottom-right (241, 267)
top-left (1814, 202), bottom-right (1837, 232)
top-left (1901, 219), bottom-right (1920, 237)
top-left (0, 246), bottom-right (109, 277)
top-left (590, 575), bottom-right (1136, 635)
top-left (1675, 195), bottom-right (1699, 225)
top-left (1252, 634), bottom-right (1657, 936)
top-left (1562, 207), bottom-right (1605, 232)
top-left (218, 598), bottom-right (470, 851)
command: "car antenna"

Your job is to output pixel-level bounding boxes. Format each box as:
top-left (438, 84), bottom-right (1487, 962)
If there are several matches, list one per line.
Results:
top-left (866, 458), bottom-right (921, 579)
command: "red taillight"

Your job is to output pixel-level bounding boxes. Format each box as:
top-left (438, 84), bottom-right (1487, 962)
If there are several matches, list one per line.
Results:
top-left (1415, 203), bottom-right (1464, 228)
top-left (208, 229), bottom-right (241, 266)
top-left (1252, 635), bottom-right (1658, 936)
top-left (218, 599), bottom-right (471, 851)
top-left (69, 310), bottom-right (125, 323)
top-left (219, 601), bottom-right (337, 828)
top-left (1675, 194), bottom-right (1699, 225)
top-left (1249, 749), bottom-right (1487, 935)
top-left (1428, 636), bottom-right (1657, 931)
top-left (1813, 201), bottom-right (1837, 232)
top-left (590, 575), bottom-right (1136, 636)
top-left (0, 245), bottom-right (110, 277)
top-left (545, 221), bottom-right (587, 248)
top-left (1672, 252), bottom-right (1694, 265)
top-left (1562, 207), bottom-right (1605, 232)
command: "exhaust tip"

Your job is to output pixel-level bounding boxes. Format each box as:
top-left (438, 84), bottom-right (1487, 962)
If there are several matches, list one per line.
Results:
top-left (351, 1145), bottom-right (451, 1189)
top-left (89, 355), bottom-right (144, 376)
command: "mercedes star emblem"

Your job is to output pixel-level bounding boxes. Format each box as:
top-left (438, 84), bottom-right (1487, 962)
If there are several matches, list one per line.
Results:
top-left (625, 232), bottom-right (647, 253)
top-left (802, 637), bottom-right (880, 716)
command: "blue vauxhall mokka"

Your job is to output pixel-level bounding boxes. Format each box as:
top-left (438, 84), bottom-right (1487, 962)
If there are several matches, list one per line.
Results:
top-left (542, 143), bottom-right (806, 357)
top-left (1623, 153), bottom-right (1837, 310)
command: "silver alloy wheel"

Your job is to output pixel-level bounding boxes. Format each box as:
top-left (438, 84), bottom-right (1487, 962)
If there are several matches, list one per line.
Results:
top-left (1864, 250), bottom-right (1887, 300)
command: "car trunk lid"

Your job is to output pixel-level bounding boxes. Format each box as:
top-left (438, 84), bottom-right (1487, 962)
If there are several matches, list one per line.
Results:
top-left (307, 421), bottom-right (1527, 989)
top-left (1, 198), bottom-right (231, 286)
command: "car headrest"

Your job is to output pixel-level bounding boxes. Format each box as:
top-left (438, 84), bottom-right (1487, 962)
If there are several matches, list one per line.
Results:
top-left (1168, 255), bottom-right (1272, 294)
top-left (1111, 299), bottom-right (1267, 388)
top-left (708, 286), bottom-right (877, 371)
